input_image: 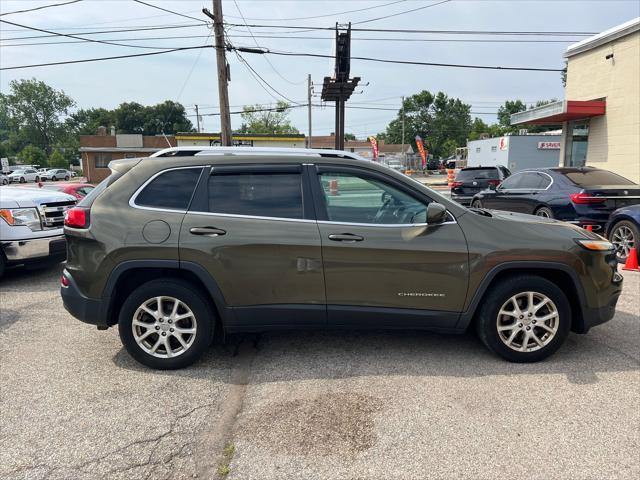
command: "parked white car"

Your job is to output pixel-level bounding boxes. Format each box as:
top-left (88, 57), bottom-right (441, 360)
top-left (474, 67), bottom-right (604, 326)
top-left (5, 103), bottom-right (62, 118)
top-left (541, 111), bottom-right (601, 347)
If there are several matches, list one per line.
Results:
top-left (40, 169), bottom-right (72, 181)
top-left (8, 168), bottom-right (39, 183)
top-left (0, 187), bottom-right (75, 277)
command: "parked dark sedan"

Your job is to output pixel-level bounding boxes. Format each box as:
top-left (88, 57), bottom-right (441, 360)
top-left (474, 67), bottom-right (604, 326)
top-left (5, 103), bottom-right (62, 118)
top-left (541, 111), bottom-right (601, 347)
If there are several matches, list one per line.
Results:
top-left (451, 166), bottom-right (511, 205)
top-left (605, 204), bottom-right (640, 263)
top-left (470, 167), bottom-right (640, 232)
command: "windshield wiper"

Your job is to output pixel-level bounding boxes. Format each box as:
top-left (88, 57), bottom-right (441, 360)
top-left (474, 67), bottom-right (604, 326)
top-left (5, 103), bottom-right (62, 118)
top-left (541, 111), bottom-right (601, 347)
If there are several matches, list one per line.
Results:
top-left (469, 207), bottom-right (493, 217)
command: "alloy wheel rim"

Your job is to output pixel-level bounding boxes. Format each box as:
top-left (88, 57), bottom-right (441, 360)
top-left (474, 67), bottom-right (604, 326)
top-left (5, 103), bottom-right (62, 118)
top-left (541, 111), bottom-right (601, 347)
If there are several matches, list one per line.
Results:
top-left (132, 296), bottom-right (197, 359)
top-left (496, 291), bottom-right (559, 352)
top-left (536, 209), bottom-right (550, 218)
top-left (611, 225), bottom-right (634, 260)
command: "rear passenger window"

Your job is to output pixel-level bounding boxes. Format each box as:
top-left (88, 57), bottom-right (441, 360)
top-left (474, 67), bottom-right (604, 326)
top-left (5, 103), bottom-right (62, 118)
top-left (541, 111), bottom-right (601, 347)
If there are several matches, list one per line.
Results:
top-left (135, 168), bottom-right (201, 210)
top-left (208, 173), bottom-right (303, 219)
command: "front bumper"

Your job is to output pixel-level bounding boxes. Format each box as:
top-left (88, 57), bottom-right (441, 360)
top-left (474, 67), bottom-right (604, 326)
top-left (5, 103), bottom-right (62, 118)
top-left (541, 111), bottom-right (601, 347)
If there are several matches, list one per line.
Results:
top-left (1, 234), bottom-right (66, 263)
top-left (61, 269), bottom-right (109, 327)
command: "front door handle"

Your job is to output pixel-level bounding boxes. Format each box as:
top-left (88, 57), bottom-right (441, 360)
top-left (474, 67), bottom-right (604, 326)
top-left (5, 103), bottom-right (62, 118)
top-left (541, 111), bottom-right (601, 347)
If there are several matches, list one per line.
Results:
top-left (328, 233), bottom-right (364, 243)
top-left (189, 226), bottom-right (226, 237)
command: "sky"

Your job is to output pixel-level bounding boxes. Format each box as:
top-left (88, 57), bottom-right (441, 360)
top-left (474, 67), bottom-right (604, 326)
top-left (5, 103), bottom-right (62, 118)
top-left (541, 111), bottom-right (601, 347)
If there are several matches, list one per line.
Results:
top-left (1, 0), bottom-right (639, 138)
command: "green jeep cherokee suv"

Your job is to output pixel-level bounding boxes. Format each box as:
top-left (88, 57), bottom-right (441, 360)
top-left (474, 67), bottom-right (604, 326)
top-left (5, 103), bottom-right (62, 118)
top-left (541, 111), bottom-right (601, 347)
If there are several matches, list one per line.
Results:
top-left (61, 147), bottom-right (623, 369)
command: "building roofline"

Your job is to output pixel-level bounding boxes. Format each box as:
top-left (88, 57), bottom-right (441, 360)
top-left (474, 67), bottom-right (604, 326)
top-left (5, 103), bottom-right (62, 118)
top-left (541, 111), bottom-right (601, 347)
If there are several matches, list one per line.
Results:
top-left (565, 17), bottom-right (640, 58)
top-left (79, 147), bottom-right (163, 153)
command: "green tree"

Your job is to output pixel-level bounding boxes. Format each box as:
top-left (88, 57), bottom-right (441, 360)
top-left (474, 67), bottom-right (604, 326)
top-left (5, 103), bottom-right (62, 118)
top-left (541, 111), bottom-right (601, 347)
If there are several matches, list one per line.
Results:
top-left (237, 101), bottom-right (299, 134)
top-left (344, 133), bottom-right (356, 141)
top-left (497, 100), bottom-right (526, 128)
top-left (17, 145), bottom-right (48, 167)
top-left (144, 100), bottom-right (193, 135)
top-left (381, 91), bottom-right (471, 158)
top-left (4, 78), bottom-right (75, 155)
top-left (67, 107), bottom-right (117, 136)
top-left (48, 150), bottom-right (68, 169)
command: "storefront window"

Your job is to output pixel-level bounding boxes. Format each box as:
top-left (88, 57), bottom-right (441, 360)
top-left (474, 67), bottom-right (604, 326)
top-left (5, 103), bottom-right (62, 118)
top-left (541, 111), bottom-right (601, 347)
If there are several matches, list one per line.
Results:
top-left (564, 120), bottom-right (589, 167)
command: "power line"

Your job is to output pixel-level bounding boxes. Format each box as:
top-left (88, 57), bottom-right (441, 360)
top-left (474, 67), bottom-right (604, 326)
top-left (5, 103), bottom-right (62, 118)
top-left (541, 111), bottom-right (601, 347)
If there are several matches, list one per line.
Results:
top-left (353, 0), bottom-right (452, 25)
top-left (131, 0), bottom-right (208, 24)
top-left (0, 23), bottom-right (205, 41)
top-left (225, 23), bottom-right (597, 36)
top-left (224, 0), bottom-right (407, 21)
top-left (0, 18), bottom-right (183, 50)
top-left (236, 47), bottom-right (564, 72)
top-left (0, 0), bottom-right (83, 17)
top-left (231, 0), bottom-right (305, 86)
top-left (0, 45), bottom-right (213, 70)
top-left (0, 34), bottom-right (580, 48)
top-left (234, 51), bottom-right (301, 104)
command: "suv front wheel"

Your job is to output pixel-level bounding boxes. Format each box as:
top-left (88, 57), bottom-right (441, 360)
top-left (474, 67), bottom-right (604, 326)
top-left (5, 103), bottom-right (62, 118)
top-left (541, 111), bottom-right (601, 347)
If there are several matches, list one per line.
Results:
top-left (118, 279), bottom-right (214, 369)
top-left (475, 275), bottom-right (571, 362)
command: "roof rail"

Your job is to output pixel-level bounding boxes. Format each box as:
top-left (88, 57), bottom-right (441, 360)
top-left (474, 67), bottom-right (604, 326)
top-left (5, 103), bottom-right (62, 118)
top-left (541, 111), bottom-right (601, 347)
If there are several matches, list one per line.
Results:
top-left (149, 146), bottom-right (366, 161)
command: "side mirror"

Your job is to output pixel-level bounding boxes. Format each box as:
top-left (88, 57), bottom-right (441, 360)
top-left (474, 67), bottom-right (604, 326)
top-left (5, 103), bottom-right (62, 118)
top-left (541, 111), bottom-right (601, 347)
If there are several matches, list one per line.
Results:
top-left (426, 202), bottom-right (447, 224)
top-left (488, 183), bottom-right (497, 191)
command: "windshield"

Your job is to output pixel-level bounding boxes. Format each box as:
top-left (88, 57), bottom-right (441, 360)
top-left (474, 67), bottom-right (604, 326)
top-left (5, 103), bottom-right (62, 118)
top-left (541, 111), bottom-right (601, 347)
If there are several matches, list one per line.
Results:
top-left (563, 169), bottom-right (635, 186)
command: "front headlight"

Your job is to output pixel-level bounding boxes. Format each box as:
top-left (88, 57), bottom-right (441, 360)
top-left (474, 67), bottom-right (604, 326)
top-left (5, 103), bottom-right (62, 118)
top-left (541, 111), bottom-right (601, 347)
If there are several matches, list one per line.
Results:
top-left (0, 208), bottom-right (43, 231)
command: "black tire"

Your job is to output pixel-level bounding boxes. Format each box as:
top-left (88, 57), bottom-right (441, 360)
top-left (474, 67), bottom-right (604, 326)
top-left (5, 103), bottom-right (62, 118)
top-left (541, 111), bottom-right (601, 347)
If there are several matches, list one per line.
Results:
top-left (64, 175), bottom-right (69, 181)
top-left (0, 254), bottom-right (5, 280)
top-left (19, 177), bottom-right (25, 183)
top-left (609, 219), bottom-right (639, 263)
top-left (535, 206), bottom-right (554, 218)
top-left (475, 275), bottom-right (571, 363)
top-left (118, 279), bottom-right (215, 370)
top-left (52, 176), bottom-right (57, 181)
top-left (471, 199), bottom-right (483, 208)
top-left (35, 176), bottom-right (40, 182)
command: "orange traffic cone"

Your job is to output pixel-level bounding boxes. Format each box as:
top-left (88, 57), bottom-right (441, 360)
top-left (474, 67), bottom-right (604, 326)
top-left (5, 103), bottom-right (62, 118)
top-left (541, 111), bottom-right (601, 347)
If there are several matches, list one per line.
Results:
top-left (585, 225), bottom-right (593, 232)
top-left (622, 247), bottom-right (640, 272)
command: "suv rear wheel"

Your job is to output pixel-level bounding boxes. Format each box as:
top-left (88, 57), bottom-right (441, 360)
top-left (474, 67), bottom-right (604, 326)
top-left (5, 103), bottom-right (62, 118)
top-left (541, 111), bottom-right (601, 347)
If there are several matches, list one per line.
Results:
top-left (118, 279), bottom-right (214, 369)
top-left (475, 275), bottom-right (570, 362)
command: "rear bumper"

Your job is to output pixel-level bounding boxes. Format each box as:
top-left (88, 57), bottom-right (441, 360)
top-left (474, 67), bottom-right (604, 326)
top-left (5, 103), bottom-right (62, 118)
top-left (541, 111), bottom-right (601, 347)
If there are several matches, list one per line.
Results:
top-left (61, 269), bottom-right (109, 327)
top-left (1, 234), bottom-right (66, 264)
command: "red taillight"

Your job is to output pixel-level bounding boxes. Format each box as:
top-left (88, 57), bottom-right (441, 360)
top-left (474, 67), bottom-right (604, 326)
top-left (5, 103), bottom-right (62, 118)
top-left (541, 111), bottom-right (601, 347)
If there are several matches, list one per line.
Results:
top-left (487, 179), bottom-right (501, 186)
top-left (451, 181), bottom-right (463, 188)
top-left (570, 192), bottom-right (606, 205)
top-left (64, 207), bottom-right (89, 228)
top-left (60, 275), bottom-right (70, 287)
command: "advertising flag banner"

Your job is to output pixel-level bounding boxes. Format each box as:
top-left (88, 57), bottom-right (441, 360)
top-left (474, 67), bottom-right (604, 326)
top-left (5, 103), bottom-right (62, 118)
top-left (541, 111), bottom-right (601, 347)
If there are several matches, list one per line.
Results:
top-left (415, 135), bottom-right (427, 169)
top-left (369, 136), bottom-right (379, 161)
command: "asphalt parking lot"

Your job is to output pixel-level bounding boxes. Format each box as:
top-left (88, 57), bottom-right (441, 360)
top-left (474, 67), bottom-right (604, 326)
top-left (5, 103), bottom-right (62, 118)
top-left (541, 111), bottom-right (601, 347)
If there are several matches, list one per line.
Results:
top-left (1, 263), bottom-right (638, 480)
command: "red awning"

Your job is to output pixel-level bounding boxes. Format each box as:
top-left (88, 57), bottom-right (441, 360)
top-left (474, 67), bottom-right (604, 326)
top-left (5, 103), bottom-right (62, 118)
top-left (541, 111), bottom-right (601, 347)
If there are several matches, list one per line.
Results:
top-left (511, 100), bottom-right (606, 125)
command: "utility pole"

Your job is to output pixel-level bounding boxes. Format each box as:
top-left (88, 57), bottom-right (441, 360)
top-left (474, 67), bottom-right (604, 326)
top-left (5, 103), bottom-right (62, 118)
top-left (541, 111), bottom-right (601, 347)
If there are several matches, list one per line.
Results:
top-left (204, 1), bottom-right (232, 145)
top-left (307, 74), bottom-right (312, 148)
top-left (195, 104), bottom-right (201, 133)
top-left (401, 96), bottom-right (406, 168)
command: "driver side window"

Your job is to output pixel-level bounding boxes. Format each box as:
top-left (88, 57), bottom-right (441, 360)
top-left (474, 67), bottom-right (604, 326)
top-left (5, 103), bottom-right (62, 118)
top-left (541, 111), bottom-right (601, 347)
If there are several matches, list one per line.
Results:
top-left (319, 172), bottom-right (428, 225)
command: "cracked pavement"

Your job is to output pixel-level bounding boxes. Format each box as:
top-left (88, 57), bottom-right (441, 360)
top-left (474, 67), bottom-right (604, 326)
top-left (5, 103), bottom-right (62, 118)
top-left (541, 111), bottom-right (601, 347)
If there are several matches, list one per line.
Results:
top-left (1, 263), bottom-right (638, 479)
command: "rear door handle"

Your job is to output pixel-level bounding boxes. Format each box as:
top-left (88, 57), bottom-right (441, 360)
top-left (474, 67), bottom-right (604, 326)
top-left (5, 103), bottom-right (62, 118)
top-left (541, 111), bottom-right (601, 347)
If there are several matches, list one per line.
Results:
top-left (189, 226), bottom-right (226, 237)
top-left (328, 233), bottom-right (364, 243)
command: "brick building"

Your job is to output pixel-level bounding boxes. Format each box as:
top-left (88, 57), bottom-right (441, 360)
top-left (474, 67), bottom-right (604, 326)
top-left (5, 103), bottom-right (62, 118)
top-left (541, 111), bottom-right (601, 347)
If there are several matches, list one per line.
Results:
top-left (79, 127), bottom-right (176, 183)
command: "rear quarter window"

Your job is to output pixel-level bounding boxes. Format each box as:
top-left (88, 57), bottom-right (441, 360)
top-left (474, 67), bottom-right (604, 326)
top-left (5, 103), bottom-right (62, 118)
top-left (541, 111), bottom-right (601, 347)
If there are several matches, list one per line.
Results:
top-left (134, 168), bottom-right (202, 210)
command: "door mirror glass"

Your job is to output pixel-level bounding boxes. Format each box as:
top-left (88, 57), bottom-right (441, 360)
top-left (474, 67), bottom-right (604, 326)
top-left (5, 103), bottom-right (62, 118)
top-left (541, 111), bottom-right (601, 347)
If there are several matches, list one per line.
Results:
top-left (488, 183), bottom-right (497, 191)
top-left (426, 202), bottom-right (447, 224)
